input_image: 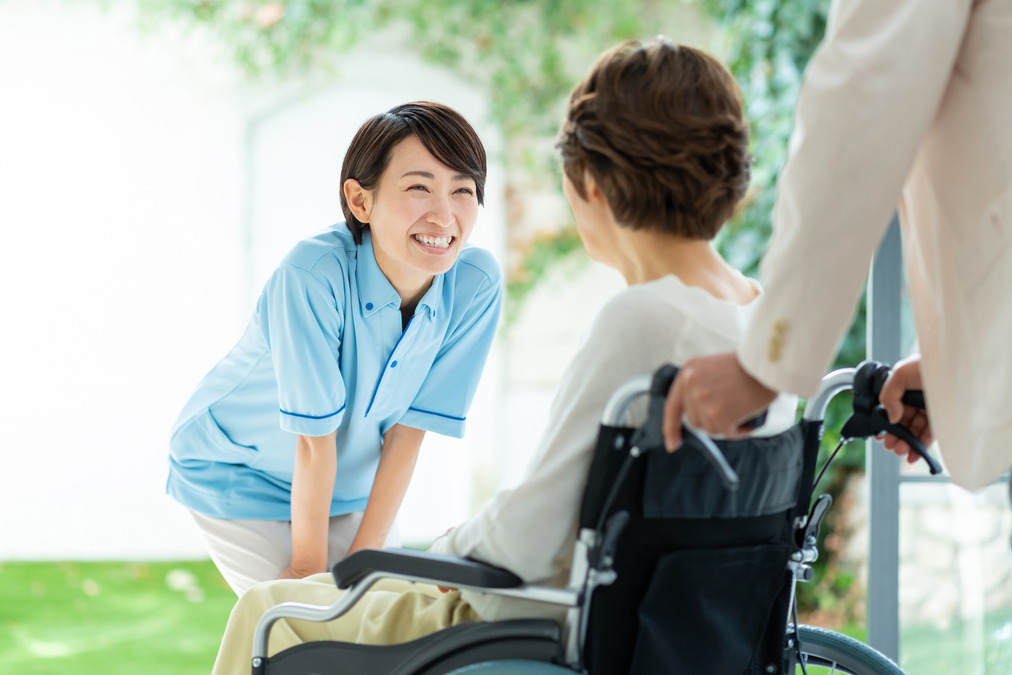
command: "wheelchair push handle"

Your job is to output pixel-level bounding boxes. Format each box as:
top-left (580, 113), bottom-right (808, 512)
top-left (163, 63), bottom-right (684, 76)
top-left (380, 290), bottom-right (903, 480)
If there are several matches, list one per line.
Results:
top-left (840, 360), bottom-right (941, 475)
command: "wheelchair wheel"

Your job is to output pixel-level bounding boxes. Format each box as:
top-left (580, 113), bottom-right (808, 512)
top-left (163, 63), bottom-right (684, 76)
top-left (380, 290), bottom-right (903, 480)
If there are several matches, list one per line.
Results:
top-left (794, 625), bottom-right (906, 674)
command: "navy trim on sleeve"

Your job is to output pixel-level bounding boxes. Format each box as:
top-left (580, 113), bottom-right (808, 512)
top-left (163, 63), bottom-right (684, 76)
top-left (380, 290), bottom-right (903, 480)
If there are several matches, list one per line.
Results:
top-left (407, 407), bottom-right (466, 422)
top-left (280, 405), bottom-right (347, 420)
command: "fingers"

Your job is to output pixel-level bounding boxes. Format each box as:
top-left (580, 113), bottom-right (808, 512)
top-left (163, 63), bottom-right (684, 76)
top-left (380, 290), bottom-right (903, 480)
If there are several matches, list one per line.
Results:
top-left (905, 409), bottom-right (932, 447)
top-left (663, 373), bottom-right (685, 452)
top-left (879, 356), bottom-right (923, 423)
top-left (879, 376), bottom-right (907, 425)
top-left (882, 410), bottom-right (933, 465)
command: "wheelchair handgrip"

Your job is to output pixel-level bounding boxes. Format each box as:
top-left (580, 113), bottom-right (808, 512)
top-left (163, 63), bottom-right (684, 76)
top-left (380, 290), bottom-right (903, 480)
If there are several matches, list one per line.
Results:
top-left (846, 360), bottom-right (940, 475)
top-left (900, 390), bottom-right (925, 409)
top-left (863, 359), bottom-right (926, 411)
top-left (650, 364), bottom-right (679, 398)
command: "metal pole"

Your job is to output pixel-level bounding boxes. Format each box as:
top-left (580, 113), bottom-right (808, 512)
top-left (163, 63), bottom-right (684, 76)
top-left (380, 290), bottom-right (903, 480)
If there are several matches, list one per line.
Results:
top-left (866, 216), bottom-right (903, 661)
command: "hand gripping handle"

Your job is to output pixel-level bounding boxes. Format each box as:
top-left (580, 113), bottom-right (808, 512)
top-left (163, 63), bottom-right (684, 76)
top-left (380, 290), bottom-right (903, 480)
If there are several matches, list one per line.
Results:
top-left (842, 360), bottom-right (941, 475)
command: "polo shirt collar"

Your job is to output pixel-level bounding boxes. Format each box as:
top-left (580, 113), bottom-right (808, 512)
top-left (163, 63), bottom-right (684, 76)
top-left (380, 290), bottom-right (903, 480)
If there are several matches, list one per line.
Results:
top-left (356, 231), bottom-right (442, 322)
top-left (357, 232), bottom-right (401, 317)
top-left (415, 272), bottom-right (444, 322)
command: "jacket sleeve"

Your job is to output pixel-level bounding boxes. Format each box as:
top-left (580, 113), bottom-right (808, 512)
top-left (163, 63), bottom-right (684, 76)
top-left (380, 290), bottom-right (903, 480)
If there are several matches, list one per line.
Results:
top-left (738, 0), bottom-right (973, 396)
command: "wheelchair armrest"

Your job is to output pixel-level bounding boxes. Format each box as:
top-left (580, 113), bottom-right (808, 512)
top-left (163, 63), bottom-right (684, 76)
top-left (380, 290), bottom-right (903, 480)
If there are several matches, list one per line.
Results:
top-left (332, 548), bottom-right (524, 590)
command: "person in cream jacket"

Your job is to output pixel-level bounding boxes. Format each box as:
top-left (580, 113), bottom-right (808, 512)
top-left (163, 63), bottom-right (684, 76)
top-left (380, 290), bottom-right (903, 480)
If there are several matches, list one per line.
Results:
top-left (663, 0), bottom-right (1012, 491)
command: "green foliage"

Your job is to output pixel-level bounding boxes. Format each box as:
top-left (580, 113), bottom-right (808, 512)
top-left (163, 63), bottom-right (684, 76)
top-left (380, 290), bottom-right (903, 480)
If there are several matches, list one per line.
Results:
top-left (136, 0), bottom-right (647, 142)
top-left (706, 0), bottom-right (828, 276)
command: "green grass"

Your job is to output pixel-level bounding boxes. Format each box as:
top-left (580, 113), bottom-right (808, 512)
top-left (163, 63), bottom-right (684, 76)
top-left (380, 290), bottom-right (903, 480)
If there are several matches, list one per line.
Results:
top-left (0, 560), bottom-right (236, 674)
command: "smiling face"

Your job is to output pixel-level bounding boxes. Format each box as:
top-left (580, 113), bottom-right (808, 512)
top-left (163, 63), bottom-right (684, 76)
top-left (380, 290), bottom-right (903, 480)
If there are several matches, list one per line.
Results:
top-left (344, 135), bottom-right (479, 301)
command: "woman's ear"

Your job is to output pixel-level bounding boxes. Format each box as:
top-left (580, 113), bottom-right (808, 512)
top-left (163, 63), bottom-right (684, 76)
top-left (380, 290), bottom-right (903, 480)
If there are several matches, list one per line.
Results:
top-left (582, 169), bottom-right (606, 206)
top-left (343, 179), bottom-right (372, 223)
top-left (581, 169), bottom-right (620, 227)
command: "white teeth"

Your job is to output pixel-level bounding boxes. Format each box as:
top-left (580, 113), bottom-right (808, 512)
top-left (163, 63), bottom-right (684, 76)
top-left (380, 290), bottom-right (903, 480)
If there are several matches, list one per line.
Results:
top-left (414, 234), bottom-right (452, 249)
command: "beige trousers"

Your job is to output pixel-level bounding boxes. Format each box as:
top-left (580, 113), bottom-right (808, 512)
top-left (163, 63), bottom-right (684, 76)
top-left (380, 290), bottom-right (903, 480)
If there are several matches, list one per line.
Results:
top-left (211, 574), bottom-right (480, 675)
top-left (190, 510), bottom-right (401, 596)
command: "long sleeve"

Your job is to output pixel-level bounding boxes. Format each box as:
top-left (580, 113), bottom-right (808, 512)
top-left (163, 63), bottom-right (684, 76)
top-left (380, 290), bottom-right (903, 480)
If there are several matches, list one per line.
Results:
top-left (738, 0), bottom-right (973, 396)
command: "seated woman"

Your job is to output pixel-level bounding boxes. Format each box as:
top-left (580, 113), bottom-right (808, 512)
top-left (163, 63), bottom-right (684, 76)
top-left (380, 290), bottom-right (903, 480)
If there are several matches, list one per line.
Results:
top-left (211, 36), bottom-right (797, 674)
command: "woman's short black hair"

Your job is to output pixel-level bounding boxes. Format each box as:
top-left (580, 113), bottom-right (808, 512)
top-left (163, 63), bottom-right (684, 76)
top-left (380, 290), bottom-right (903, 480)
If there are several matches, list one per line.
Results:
top-left (340, 101), bottom-right (487, 244)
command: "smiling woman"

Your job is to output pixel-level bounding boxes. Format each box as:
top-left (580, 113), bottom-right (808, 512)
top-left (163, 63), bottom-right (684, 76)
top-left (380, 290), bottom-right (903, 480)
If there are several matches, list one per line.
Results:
top-left (166, 101), bottom-right (503, 597)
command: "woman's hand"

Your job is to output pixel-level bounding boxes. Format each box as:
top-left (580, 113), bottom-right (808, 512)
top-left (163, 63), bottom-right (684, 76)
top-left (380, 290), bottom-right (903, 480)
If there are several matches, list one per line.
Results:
top-left (878, 355), bottom-right (933, 463)
top-left (663, 352), bottom-right (778, 451)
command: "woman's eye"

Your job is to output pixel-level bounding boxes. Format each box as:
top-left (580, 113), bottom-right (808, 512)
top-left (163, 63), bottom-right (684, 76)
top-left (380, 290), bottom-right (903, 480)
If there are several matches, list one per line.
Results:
top-left (408, 185), bottom-right (428, 192)
top-left (456, 187), bottom-right (475, 196)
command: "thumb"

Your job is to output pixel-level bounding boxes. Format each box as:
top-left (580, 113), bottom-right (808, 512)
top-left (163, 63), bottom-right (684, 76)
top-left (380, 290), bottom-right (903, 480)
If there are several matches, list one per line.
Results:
top-left (663, 377), bottom-right (684, 452)
top-left (882, 400), bottom-right (903, 425)
top-left (878, 369), bottom-right (908, 425)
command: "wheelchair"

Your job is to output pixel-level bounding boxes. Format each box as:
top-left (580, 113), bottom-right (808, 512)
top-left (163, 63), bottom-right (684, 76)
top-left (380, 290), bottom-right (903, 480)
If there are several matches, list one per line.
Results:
top-left (250, 362), bottom-right (930, 674)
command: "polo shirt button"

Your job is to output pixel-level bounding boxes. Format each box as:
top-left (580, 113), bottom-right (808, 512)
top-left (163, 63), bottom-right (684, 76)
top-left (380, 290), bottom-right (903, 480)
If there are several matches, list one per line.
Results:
top-left (390, 361), bottom-right (398, 368)
top-left (365, 302), bottom-right (373, 310)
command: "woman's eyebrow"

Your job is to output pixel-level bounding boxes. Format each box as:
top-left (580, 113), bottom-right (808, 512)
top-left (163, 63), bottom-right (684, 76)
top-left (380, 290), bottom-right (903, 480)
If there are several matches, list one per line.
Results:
top-left (400, 170), bottom-right (473, 181)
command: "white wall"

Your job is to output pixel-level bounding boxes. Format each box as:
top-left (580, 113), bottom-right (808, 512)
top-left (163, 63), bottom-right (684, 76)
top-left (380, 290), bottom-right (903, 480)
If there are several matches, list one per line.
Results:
top-left (0, 1), bottom-right (504, 559)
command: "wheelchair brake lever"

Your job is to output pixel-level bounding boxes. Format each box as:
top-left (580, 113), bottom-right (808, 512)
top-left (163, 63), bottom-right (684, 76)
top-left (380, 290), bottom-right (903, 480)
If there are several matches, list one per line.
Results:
top-left (683, 428), bottom-right (740, 491)
top-left (840, 406), bottom-right (942, 475)
top-left (878, 409), bottom-right (942, 475)
top-left (802, 494), bottom-right (832, 549)
top-left (591, 510), bottom-right (630, 570)
top-left (843, 360), bottom-right (942, 475)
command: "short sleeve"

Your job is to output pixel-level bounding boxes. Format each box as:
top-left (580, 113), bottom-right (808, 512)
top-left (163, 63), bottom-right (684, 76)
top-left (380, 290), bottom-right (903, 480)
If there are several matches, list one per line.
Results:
top-left (255, 264), bottom-right (347, 437)
top-left (400, 258), bottom-right (503, 438)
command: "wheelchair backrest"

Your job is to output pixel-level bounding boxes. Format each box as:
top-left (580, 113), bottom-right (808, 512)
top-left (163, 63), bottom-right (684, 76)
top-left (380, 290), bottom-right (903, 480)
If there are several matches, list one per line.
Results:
top-left (577, 423), bottom-right (814, 675)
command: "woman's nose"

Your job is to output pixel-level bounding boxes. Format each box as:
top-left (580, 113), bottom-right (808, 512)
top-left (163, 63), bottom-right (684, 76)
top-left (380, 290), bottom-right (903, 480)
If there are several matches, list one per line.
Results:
top-left (427, 196), bottom-right (454, 227)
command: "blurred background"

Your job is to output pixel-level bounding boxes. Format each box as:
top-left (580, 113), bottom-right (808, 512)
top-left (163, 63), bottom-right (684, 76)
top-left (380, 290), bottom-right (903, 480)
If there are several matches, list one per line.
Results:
top-left (1, 0), bottom-right (1010, 672)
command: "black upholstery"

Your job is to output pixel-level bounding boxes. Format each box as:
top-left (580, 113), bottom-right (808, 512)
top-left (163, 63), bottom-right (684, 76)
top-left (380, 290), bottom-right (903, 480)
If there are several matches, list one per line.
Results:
top-left (578, 423), bottom-right (814, 675)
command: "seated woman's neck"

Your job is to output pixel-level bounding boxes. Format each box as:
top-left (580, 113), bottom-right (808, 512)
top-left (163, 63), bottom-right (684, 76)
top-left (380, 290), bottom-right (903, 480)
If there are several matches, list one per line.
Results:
top-left (612, 227), bottom-right (757, 305)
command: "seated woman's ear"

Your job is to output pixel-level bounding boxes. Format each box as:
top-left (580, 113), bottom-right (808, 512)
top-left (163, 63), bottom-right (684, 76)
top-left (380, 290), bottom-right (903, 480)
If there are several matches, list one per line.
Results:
top-left (581, 169), bottom-right (605, 206)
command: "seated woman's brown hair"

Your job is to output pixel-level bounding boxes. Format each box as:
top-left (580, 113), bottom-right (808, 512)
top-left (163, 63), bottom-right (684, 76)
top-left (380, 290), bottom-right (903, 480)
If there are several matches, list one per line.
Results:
top-left (557, 37), bottom-right (750, 240)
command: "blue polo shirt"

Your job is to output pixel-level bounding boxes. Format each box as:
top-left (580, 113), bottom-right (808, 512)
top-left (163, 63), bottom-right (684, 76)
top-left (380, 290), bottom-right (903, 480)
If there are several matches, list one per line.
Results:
top-left (167, 223), bottom-right (502, 521)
